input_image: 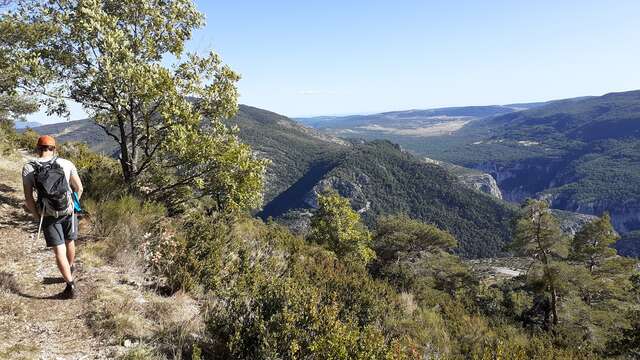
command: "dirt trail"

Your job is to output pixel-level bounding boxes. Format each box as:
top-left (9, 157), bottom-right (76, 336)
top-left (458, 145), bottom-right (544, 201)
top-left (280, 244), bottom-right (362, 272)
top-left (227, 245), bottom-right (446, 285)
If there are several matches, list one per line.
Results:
top-left (0, 151), bottom-right (111, 359)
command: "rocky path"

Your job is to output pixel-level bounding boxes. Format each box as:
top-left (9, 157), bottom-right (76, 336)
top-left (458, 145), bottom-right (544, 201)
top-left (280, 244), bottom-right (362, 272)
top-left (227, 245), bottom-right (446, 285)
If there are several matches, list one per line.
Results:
top-left (0, 152), bottom-right (111, 360)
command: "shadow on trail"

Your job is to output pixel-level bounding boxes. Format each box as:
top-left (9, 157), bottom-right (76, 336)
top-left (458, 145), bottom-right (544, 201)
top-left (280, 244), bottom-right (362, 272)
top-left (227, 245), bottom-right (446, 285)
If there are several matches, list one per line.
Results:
top-left (42, 276), bottom-right (65, 285)
top-left (0, 183), bottom-right (23, 209)
top-left (16, 290), bottom-right (66, 300)
top-left (1, 271), bottom-right (67, 300)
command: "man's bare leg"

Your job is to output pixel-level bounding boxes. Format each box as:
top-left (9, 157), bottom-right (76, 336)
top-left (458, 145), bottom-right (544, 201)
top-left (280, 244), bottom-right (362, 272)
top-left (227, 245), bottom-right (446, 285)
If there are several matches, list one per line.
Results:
top-left (65, 239), bottom-right (75, 269)
top-left (53, 244), bottom-right (73, 283)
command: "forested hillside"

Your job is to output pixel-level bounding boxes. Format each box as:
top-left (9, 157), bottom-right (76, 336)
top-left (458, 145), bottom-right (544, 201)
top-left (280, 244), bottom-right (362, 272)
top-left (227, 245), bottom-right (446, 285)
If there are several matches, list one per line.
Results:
top-left (303, 91), bottom-right (640, 256)
top-left (421, 91), bottom-right (640, 255)
top-left (263, 140), bottom-right (517, 258)
top-left (32, 108), bottom-right (517, 258)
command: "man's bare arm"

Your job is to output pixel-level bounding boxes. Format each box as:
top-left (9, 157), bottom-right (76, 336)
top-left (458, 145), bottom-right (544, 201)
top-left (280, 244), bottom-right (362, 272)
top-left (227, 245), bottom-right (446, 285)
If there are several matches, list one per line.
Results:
top-left (69, 173), bottom-right (83, 199)
top-left (23, 183), bottom-right (39, 219)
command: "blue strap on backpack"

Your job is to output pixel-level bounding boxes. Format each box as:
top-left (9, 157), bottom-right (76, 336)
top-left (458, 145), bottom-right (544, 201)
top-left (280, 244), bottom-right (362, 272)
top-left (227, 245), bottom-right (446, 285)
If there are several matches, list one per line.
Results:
top-left (72, 192), bottom-right (82, 213)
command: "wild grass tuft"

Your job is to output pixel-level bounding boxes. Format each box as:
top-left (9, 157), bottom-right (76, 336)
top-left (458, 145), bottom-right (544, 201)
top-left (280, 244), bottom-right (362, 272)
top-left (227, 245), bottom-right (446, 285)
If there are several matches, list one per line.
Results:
top-left (0, 271), bottom-right (19, 294)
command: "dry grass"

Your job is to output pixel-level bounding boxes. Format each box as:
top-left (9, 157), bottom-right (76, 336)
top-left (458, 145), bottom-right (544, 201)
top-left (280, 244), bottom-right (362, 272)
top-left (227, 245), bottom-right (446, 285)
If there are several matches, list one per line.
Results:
top-left (0, 272), bottom-right (19, 294)
top-left (0, 150), bottom-right (24, 187)
top-left (88, 285), bottom-right (154, 343)
top-left (0, 343), bottom-right (40, 360)
top-left (357, 120), bottom-right (471, 137)
top-left (119, 345), bottom-right (165, 360)
top-left (86, 271), bottom-right (203, 359)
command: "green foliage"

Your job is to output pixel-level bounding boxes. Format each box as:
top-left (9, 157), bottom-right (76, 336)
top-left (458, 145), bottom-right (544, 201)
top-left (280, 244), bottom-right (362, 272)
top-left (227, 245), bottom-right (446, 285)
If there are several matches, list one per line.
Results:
top-left (0, 94), bottom-right (37, 123)
top-left (511, 199), bottom-right (567, 259)
top-left (159, 212), bottom-right (239, 293)
top-left (59, 142), bottom-right (125, 201)
top-left (511, 199), bottom-right (567, 328)
top-left (86, 196), bottom-right (166, 266)
top-left (570, 213), bottom-right (618, 272)
top-left (158, 213), bottom-right (410, 358)
top-left (206, 274), bottom-right (395, 360)
top-left (14, 127), bottom-right (38, 151)
top-left (321, 140), bottom-right (517, 258)
top-left (372, 215), bottom-right (472, 298)
top-left (374, 214), bottom-right (457, 260)
top-left (2, 0), bottom-right (267, 213)
top-left (307, 190), bottom-right (375, 267)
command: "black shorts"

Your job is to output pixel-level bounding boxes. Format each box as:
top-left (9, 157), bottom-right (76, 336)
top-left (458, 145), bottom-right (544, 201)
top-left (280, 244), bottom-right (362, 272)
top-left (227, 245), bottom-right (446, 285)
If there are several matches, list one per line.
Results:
top-left (42, 214), bottom-right (77, 247)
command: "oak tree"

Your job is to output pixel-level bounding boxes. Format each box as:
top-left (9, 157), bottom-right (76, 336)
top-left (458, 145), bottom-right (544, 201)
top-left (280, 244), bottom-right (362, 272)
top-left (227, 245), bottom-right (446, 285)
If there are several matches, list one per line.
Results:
top-left (1, 0), bottom-right (267, 211)
top-left (307, 190), bottom-right (375, 266)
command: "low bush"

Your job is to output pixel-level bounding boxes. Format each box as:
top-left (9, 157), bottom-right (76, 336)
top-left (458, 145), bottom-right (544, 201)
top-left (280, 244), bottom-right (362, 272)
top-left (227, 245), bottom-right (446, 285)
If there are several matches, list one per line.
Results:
top-left (13, 128), bottom-right (39, 152)
top-left (88, 285), bottom-right (153, 343)
top-left (59, 142), bottom-right (125, 201)
top-left (84, 196), bottom-right (166, 268)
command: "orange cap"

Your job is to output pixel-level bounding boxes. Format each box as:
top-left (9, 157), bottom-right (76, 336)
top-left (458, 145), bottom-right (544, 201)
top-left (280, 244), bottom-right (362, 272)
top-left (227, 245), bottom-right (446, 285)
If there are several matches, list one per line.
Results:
top-left (37, 135), bottom-right (56, 147)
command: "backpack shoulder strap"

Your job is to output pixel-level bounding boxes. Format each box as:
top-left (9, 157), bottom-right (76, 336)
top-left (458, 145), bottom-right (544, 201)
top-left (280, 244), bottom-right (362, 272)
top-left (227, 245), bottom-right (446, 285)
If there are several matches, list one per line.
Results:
top-left (29, 159), bottom-right (41, 169)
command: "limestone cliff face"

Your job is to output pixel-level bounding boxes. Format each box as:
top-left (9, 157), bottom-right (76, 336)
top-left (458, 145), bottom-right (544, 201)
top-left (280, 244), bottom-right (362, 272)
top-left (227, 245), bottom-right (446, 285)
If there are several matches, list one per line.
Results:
top-left (549, 209), bottom-right (597, 236)
top-left (424, 157), bottom-right (503, 199)
top-left (303, 175), bottom-right (370, 213)
top-left (470, 160), bottom-right (640, 232)
top-left (456, 172), bottom-right (503, 200)
top-left (471, 160), bottom-right (557, 203)
top-left (542, 192), bottom-right (640, 234)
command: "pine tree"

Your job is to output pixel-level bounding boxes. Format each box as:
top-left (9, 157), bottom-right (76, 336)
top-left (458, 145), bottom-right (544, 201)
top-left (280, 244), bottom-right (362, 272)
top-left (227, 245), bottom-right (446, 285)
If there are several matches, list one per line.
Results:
top-left (571, 213), bottom-right (618, 273)
top-left (511, 199), bottom-right (567, 328)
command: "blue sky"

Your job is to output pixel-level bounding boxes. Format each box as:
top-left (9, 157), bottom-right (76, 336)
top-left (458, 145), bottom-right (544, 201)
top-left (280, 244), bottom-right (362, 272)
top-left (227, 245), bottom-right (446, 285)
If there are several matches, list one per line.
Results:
top-left (31, 0), bottom-right (640, 123)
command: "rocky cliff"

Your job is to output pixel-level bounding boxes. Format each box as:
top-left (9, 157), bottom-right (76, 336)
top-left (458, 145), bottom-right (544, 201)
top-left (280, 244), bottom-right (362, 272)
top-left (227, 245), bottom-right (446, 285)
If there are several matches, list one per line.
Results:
top-left (424, 158), bottom-right (503, 199)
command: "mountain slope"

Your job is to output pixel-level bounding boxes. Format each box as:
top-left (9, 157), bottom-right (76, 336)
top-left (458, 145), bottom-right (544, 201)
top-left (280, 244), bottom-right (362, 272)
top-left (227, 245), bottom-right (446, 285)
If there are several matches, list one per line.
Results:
top-left (262, 140), bottom-right (517, 258)
top-left (32, 106), bottom-right (518, 258)
top-left (226, 106), bottom-right (348, 202)
top-left (417, 90), bottom-right (640, 256)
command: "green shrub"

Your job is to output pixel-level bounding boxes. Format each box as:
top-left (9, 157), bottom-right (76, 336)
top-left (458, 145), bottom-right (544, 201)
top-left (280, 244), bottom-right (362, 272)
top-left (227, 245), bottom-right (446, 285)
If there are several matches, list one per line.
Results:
top-left (205, 273), bottom-right (397, 360)
top-left (59, 142), bottom-right (125, 201)
top-left (85, 196), bottom-right (166, 267)
top-left (13, 128), bottom-right (39, 152)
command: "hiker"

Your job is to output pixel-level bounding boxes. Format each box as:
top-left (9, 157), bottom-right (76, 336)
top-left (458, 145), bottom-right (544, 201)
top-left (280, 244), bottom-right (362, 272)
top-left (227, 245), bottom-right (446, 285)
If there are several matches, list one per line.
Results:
top-left (22, 135), bottom-right (83, 299)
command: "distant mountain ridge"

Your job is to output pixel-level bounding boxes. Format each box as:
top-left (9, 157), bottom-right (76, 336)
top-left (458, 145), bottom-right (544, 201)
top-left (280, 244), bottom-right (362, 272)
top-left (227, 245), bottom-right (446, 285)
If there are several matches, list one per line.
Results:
top-left (14, 121), bottom-right (42, 129)
top-left (296, 102), bottom-right (551, 129)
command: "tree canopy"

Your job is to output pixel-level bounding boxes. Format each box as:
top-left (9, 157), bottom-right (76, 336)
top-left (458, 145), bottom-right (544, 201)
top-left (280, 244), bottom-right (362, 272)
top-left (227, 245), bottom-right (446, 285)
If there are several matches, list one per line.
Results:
top-left (307, 190), bottom-right (375, 266)
top-left (1, 0), bottom-right (267, 211)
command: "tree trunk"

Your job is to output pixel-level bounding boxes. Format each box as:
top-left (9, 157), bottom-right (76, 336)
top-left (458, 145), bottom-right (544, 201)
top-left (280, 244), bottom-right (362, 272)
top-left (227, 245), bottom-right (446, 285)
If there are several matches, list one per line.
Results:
top-left (116, 118), bottom-right (137, 192)
top-left (550, 286), bottom-right (558, 326)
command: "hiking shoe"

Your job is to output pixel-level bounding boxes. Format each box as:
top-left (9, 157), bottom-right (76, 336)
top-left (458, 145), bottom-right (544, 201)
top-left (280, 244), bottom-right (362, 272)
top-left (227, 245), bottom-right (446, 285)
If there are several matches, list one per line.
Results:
top-left (70, 264), bottom-right (75, 274)
top-left (60, 282), bottom-right (76, 300)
